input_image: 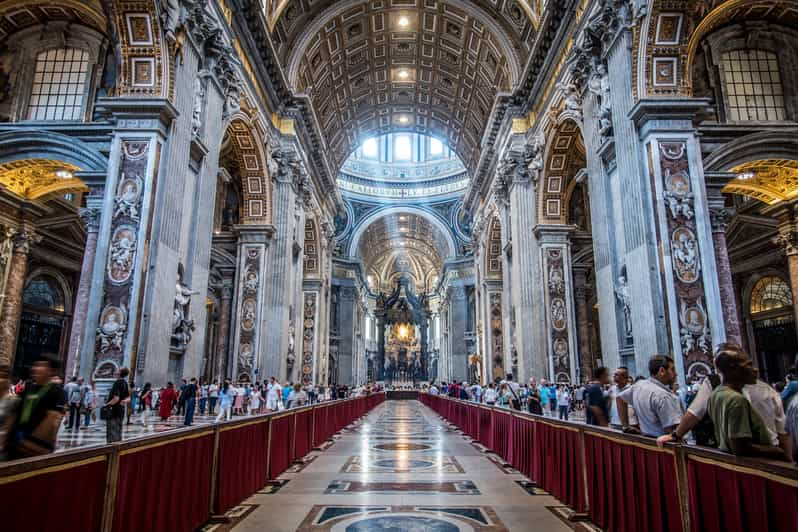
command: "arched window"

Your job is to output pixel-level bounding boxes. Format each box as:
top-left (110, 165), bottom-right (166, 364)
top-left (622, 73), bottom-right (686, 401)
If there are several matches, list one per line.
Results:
top-left (23, 275), bottom-right (66, 313)
top-left (27, 48), bottom-right (90, 121)
top-left (749, 276), bottom-right (793, 315)
top-left (720, 50), bottom-right (785, 122)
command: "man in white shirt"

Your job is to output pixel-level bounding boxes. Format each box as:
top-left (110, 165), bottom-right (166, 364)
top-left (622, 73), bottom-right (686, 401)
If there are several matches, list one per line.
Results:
top-left (208, 382), bottom-right (219, 415)
top-left (266, 376), bottom-right (282, 411)
top-left (483, 383), bottom-right (498, 405)
top-left (743, 379), bottom-right (790, 451)
top-left (609, 367), bottom-right (636, 429)
top-left (471, 383), bottom-right (483, 403)
top-left (429, 384), bottom-right (439, 395)
top-left (617, 355), bottom-right (683, 437)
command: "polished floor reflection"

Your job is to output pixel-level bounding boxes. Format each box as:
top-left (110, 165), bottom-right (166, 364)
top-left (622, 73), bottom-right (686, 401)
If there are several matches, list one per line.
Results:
top-left (219, 400), bottom-right (574, 532)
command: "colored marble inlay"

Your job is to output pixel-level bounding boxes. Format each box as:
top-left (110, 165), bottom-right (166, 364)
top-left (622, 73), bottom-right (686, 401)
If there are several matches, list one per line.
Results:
top-left (340, 455), bottom-right (465, 473)
top-left (325, 480), bottom-right (480, 495)
top-left (297, 506), bottom-right (508, 531)
top-left (373, 442), bottom-right (432, 452)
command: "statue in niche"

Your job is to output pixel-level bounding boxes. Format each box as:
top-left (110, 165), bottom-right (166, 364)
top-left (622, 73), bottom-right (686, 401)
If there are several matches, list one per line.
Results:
top-left (109, 228), bottom-right (137, 283)
top-left (172, 263), bottom-right (199, 350)
top-left (679, 298), bottom-right (710, 353)
top-left (528, 134), bottom-right (545, 183)
top-left (614, 271), bottom-right (633, 339)
top-left (664, 170), bottom-right (694, 220)
top-left (588, 63), bottom-right (613, 138)
top-left (287, 322), bottom-right (296, 373)
top-left (191, 77), bottom-right (205, 137)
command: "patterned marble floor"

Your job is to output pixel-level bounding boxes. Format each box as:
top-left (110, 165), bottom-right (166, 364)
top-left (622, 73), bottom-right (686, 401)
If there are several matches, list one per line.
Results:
top-left (217, 400), bottom-right (581, 532)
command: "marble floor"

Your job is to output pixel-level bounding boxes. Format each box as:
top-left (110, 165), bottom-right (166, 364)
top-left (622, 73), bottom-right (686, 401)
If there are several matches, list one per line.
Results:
top-left (215, 400), bottom-right (583, 532)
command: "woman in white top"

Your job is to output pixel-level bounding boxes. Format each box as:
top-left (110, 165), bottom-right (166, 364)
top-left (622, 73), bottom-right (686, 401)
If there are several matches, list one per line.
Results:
top-left (483, 383), bottom-right (498, 405)
top-left (248, 388), bottom-right (261, 415)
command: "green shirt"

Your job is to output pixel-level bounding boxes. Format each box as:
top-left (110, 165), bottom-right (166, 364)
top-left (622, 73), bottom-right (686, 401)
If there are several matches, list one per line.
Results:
top-left (707, 385), bottom-right (771, 453)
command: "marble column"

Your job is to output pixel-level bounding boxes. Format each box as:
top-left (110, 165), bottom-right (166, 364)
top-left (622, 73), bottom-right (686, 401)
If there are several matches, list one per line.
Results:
top-left (709, 206), bottom-right (741, 346)
top-left (771, 203), bottom-right (798, 332)
top-left (503, 134), bottom-right (545, 381)
top-left (66, 208), bottom-right (101, 377)
top-left (214, 280), bottom-right (233, 380)
top-left (0, 229), bottom-right (39, 370)
top-left (572, 265), bottom-right (593, 382)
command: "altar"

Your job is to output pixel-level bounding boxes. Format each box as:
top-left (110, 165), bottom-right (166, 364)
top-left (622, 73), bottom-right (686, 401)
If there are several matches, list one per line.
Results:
top-left (375, 277), bottom-right (431, 384)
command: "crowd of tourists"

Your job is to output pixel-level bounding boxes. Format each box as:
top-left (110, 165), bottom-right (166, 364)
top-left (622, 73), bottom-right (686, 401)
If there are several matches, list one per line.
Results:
top-left (0, 354), bottom-right (380, 462)
top-left (426, 343), bottom-right (798, 464)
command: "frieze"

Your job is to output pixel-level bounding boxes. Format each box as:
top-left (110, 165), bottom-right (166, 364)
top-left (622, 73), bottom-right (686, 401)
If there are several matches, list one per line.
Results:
top-left (95, 140), bottom-right (152, 374)
top-left (657, 141), bottom-right (713, 379)
top-left (544, 247), bottom-right (571, 381)
top-left (236, 246), bottom-right (262, 379)
top-left (302, 292), bottom-right (317, 384)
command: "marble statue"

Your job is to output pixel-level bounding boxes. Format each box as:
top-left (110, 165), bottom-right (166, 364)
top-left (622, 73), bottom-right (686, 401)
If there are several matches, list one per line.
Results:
top-left (97, 306), bottom-right (126, 353)
top-left (114, 180), bottom-right (140, 221)
top-left (191, 77), bottom-right (205, 137)
top-left (172, 265), bottom-right (199, 350)
top-left (588, 63), bottom-right (613, 138)
top-left (614, 273), bottom-right (633, 338)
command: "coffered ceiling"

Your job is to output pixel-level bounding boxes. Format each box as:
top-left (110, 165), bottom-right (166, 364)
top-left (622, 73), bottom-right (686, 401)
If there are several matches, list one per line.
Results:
top-left (269, 0), bottom-right (536, 174)
top-left (357, 212), bottom-right (452, 291)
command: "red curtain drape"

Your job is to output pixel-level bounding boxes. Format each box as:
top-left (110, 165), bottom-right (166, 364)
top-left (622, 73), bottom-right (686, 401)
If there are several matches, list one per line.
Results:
top-left (293, 409), bottom-right (313, 462)
top-left (268, 414), bottom-right (295, 479)
top-left (532, 421), bottom-right (586, 513)
top-left (313, 404), bottom-right (330, 447)
top-left (479, 407), bottom-right (493, 449)
top-left (215, 420), bottom-right (269, 514)
top-left (688, 457), bottom-right (798, 532)
top-left (2, 456), bottom-right (106, 531)
top-left (492, 409), bottom-right (512, 461)
top-left (584, 433), bottom-right (680, 532)
top-left (511, 415), bottom-right (534, 479)
top-left (113, 433), bottom-right (214, 532)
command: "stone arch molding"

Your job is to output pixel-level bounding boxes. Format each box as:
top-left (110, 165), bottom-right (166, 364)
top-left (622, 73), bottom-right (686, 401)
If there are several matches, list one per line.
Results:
top-left (539, 118), bottom-right (586, 224)
top-left (637, 0), bottom-right (798, 99)
top-left (347, 206), bottom-right (457, 260)
top-left (224, 116), bottom-right (272, 224)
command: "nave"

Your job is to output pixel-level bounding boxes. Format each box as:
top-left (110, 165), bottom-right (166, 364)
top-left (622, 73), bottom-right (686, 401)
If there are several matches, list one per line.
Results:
top-left (220, 400), bottom-right (575, 532)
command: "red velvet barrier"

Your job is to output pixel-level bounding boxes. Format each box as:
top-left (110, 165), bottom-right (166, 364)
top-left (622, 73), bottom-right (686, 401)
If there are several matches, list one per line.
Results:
top-left (216, 420), bottom-right (269, 514)
top-left (293, 408), bottom-right (313, 462)
top-left (113, 432), bottom-right (214, 532)
top-left (687, 456), bottom-right (798, 532)
top-left (585, 433), bottom-right (680, 532)
top-left (313, 404), bottom-right (330, 446)
top-left (532, 421), bottom-right (586, 513)
top-left (1, 455), bottom-right (106, 531)
top-left (492, 409), bottom-right (513, 462)
top-left (465, 402), bottom-right (479, 439)
top-left (511, 415), bottom-right (534, 479)
top-left (268, 414), bottom-right (295, 480)
top-left (478, 406), bottom-right (493, 449)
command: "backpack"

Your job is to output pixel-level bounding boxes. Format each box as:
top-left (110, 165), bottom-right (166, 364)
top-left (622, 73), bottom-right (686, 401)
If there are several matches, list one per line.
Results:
top-left (693, 374), bottom-right (721, 447)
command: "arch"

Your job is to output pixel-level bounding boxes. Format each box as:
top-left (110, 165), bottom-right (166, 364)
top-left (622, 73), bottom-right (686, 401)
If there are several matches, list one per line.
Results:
top-left (0, 131), bottom-right (107, 172)
top-left (23, 267), bottom-right (74, 316)
top-left (539, 118), bottom-right (586, 223)
top-left (303, 217), bottom-right (320, 276)
top-left (222, 117), bottom-right (272, 224)
top-left (273, 0), bottom-right (529, 174)
top-left (347, 206), bottom-right (457, 259)
top-left (749, 275), bottom-right (792, 316)
top-left (639, 0), bottom-right (798, 98)
top-left (723, 159), bottom-right (798, 206)
top-left (485, 215), bottom-right (503, 278)
top-left (703, 131), bottom-right (798, 172)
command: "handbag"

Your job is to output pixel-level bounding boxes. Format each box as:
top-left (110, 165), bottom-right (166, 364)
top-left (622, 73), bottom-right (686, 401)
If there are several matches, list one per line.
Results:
top-left (100, 405), bottom-right (113, 420)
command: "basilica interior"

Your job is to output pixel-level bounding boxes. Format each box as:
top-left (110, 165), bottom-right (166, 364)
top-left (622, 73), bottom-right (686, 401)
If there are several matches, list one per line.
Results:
top-left (0, 0), bottom-right (796, 393)
top-left (1, 1), bottom-right (798, 531)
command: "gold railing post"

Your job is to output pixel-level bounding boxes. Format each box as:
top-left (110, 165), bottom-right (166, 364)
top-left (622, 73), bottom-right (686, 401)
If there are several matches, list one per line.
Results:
top-left (674, 445), bottom-right (691, 532)
top-left (208, 424), bottom-right (221, 515)
top-left (578, 426), bottom-right (590, 515)
top-left (99, 446), bottom-right (120, 532)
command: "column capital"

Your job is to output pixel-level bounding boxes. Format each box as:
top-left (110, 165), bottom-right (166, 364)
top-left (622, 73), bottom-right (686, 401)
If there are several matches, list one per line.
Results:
top-left (12, 229), bottom-right (41, 254)
top-left (78, 207), bottom-right (102, 233)
top-left (709, 206), bottom-right (735, 233)
top-left (767, 201), bottom-right (798, 255)
top-left (498, 133), bottom-right (544, 190)
top-left (233, 224), bottom-right (275, 243)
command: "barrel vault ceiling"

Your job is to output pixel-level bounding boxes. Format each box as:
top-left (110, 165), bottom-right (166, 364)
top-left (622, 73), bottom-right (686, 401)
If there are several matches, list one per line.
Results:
top-left (268, 0), bottom-right (537, 174)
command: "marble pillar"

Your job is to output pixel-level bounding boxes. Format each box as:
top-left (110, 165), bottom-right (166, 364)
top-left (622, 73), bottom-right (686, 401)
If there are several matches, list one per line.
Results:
top-left (0, 229), bottom-right (39, 371)
top-left (66, 207), bottom-right (101, 377)
top-left (537, 226), bottom-right (578, 383)
top-left (503, 134), bottom-right (545, 381)
top-left (214, 280), bottom-right (233, 381)
top-left (230, 226), bottom-right (272, 382)
top-left (572, 265), bottom-right (593, 382)
top-left (632, 99), bottom-right (725, 383)
top-left (708, 206), bottom-right (742, 346)
top-left (771, 203), bottom-right (798, 332)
